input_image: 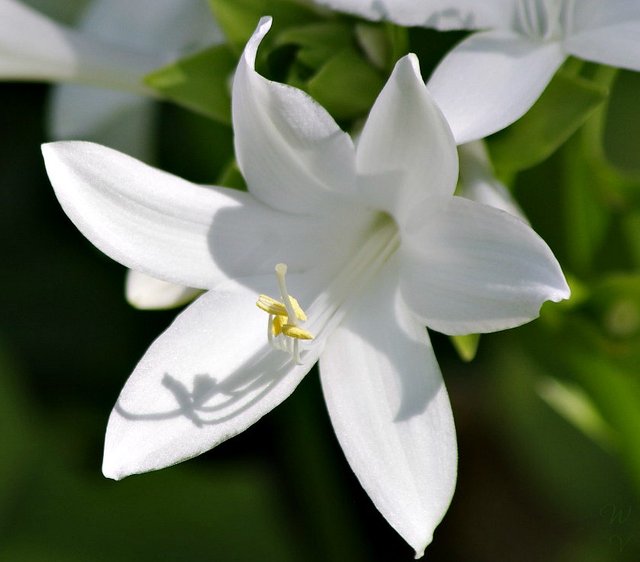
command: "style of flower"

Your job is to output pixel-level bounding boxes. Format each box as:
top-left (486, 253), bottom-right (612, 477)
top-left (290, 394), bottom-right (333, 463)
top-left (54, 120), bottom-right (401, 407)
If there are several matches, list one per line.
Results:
top-left (313, 0), bottom-right (640, 143)
top-left (0, 0), bottom-right (220, 158)
top-left (42, 17), bottom-right (569, 557)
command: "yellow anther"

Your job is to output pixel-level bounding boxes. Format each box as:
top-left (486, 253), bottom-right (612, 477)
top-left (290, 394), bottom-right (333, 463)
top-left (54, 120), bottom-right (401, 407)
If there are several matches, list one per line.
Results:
top-left (271, 314), bottom-right (285, 337)
top-left (281, 324), bottom-right (314, 340)
top-left (256, 294), bottom-right (306, 321)
top-left (256, 263), bottom-right (314, 363)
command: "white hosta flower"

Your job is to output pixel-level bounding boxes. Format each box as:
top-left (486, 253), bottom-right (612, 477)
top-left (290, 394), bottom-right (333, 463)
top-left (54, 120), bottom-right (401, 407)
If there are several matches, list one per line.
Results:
top-left (1, 0), bottom-right (220, 157)
top-left (42, 18), bottom-right (569, 557)
top-left (314, 0), bottom-right (640, 144)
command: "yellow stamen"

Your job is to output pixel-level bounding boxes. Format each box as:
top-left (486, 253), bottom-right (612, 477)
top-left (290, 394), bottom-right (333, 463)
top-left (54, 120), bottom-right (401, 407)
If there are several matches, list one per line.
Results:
top-left (281, 324), bottom-right (314, 340)
top-left (255, 263), bottom-right (314, 364)
top-left (256, 294), bottom-right (307, 321)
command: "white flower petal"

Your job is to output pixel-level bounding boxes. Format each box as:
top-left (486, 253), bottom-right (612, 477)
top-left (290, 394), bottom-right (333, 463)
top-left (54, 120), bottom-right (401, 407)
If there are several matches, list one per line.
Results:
top-left (320, 259), bottom-right (457, 557)
top-left (232, 17), bottom-right (357, 215)
top-left (457, 141), bottom-right (528, 222)
top-left (42, 141), bottom-right (360, 289)
top-left (356, 54), bottom-right (458, 223)
top-left (427, 30), bottom-right (566, 144)
top-left (125, 270), bottom-right (201, 310)
top-left (0, 0), bottom-right (156, 92)
top-left (564, 1), bottom-right (640, 72)
top-left (401, 196), bottom-right (570, 335)
top-left (103, 274), bottom-right (325, 480)
top-left (313, 0), bottom-right (516, 30)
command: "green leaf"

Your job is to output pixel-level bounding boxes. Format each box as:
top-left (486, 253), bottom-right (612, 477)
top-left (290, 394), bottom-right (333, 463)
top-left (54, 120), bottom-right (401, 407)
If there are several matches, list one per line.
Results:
top-left (0, 344), bottom-right (37, 522)
top-left (145, 45), bottom-right (236, 125)
top-left (603, 70), bottom-right (640, 175)
top-left (488, 72), bottom-right (608, 173)
top-left (307, 48), bottom-right (385, 120)
top-left (561, 132), bottom-right (612, 274)
top-left (491, 341), bottom-right (637, 522)
top-left (209, 0), bottom-right (321, 50)
top-left (450, 333), bottom-right (480, 362)
top-left (217, 160), bottom-right (247, 190)
top-left (566, 353), bottom-right (640, 496)
top-left (537, 376), bottom-right (615, 450)
top-left (276, 22), bottom-right (353, 70)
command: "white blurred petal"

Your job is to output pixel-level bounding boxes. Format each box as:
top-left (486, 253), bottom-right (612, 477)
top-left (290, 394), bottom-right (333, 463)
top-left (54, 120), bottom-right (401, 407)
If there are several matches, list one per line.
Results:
top-left (401, 196), bottom-right (570, 335)
top-left (48, 86), bottom-right (154, 160)
top-left (78, 0), bottom-right (221, 57)
top-left (565, 0), bottom-right (640, 72)
top-left (48, 0), bottom-right (221, 158)
top-left (356, 54), bottom-right (458, 223)
top-left (232, 17), bottom-right (356, 215)
top-left (125, 270), bottom-right (201, 310)
top-left (428, 30), bottom-right (565, 144)
top-left (313, 0), bottom-right (516, 29)
top-left (0, 0), bottom-right (156, 91)
top-left (42, 141), bottom-right (360, 289)
top-left (104, 273), bottom-right (325, 479)
top-left (320, 259), bottom-right (456, 558)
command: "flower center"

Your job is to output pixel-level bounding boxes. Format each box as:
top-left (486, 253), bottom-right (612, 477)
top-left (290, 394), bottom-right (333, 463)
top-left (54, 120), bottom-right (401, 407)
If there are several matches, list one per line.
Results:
top-left (515, 0), bottom-right (570, 40)
top-left (256, 263), bottom-right (314, 365)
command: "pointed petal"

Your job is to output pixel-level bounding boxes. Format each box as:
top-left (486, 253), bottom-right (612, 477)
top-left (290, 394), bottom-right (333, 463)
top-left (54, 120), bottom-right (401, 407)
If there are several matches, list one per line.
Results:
top-left (320, 259), bottom-right (457, 557)
top-left (103, 274), bottom-right (326, 479)
top-left (232, 17), bottom-right (356, 215)
top-left (457, 141), bottom-right (528, 222)
top-left (356, 54), bottom-right (458, 224)
top-left (401, 196), bottom-right (570, 335)
top-left (313, 0), bottom-right (516, 30)
top-left (48, 86), bottom-right (155, 160)
top-left (125, 270), bottom-right (201, 310)
top-left (0, 0), bottom-right (156, 92)
top-left (565, 1), bottom-right (640, 72)
top-left (427, 30), bottom-right (566, 144)
top-left (42, 141), bottom-right (359, 289)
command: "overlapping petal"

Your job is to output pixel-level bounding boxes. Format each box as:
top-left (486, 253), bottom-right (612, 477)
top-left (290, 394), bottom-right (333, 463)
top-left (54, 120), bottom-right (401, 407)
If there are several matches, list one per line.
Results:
top-left (125, 270), bottom-right (201, 310)
top-left (400, 196), bottom-right (570, 335)
top-left (320, 259), bottom-right (456, 558)
top-left (42, 141), bottom-right (362, 289)
top-left (232, 17), bottom-right (356, 216)
top-left (457, 141), bottom-right (527, 221)
top-left (356, 54), bottom-right (458, 222)
top-left (427, 30), bottom-right (566, 144)
top-left (313, 0), bottom-right (516, 30)
top-left (103, 273), bottom-right (325, 480)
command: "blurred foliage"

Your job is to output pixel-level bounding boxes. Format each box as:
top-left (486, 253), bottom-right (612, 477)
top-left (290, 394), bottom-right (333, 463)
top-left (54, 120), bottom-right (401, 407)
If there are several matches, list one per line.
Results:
top-left (3, 1), bottom-right (640, 560)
